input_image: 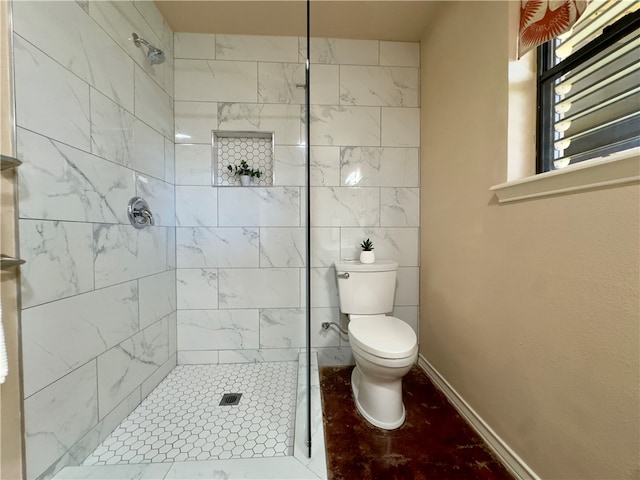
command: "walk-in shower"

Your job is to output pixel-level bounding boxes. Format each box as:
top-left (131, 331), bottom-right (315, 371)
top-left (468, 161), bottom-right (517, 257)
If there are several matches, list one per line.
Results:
top-left (8, 0), bottom-right (324, 477)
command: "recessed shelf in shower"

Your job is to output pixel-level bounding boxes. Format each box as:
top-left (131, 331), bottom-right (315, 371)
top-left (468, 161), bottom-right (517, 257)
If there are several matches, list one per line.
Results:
top-left (212, 131), bottom-right (274, 187)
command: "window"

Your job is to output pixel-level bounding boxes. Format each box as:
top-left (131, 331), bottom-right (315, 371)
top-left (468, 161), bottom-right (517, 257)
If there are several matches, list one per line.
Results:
top-left (537, 1), bottom-right (640, 173)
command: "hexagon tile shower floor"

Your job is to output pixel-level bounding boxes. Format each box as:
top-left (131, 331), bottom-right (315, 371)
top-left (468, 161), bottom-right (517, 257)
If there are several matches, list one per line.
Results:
top-left (83, 362), bottom-right (298, 465)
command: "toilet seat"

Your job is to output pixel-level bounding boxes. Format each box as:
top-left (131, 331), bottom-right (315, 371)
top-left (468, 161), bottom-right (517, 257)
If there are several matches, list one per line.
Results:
top-left (348, 316), bottom-right (417, 359)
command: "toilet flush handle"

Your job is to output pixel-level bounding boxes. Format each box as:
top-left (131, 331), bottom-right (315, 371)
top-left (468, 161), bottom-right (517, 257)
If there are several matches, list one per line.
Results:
top-left (337, 272), bottom-right (350, 279)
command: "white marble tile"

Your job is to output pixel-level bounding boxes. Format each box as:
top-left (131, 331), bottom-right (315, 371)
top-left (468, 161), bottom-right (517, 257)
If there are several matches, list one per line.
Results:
top-left (75, 0), bottom-right (89, 13)
top-left (176, 227), bottom-right (259, 268)
top-left (165, 457), bottom-right (318, 479)
top-left (175, 143), bottom-right (213, 185)
top-left (382, 107), bottom-right (420, 147)
top-left (311, 227), bottom-right (341, 267)
top-left (163, 55), bottom-right (175, 101)
top-left (380, 188), bottom-right (420, 227)
top-left (310, 105), bottom-right (380, 146)
top-left (258, 62), bottom-right (305, 104)
top-left (311, 187), bottom-right (379, 227)
top-left (20, 219), bottom-right (94, 309)
top-left (65, 388), bottom-right (142, 473)
top-left (178, 350), bottom-right (219, 365)
top-left (260, 228), bottom-right (305, 267)
top-left (13, 35), bottom-right (91, 151)
top-left (340, 66), bottom-right (418, 107)
top-left (177, 309), bottom-right (259, 351)
top-left (217, 34), bottom-right (298, 62)
top-left (380, 41), bottom-right (420, 67)
top-left (88, 1), bottom-right (171, 95)
top-left (273, 145), bottom-right (306, 186)
top-left (13, 0), bottom-right (135, 112)
top-left (175, 59), bottom-right (257, 103)
top-left (304, 38), bottom-right (379, 65)
top-left (21, 281), bottom-right (138, 398)
top-left (168, 311), bottom-right (178, 357)
top-left (88, 2), bottom-right (154, 56)
top-left (396, 266), bottom-right (419, 306)
top-left (93, 224), bottom-right (168, 289)
top-left (310, 267), bottom-right (340, 308)
top-left (310, 146), bottom-right (340, 186)
top-left (164, 137), bottom-right (175, 184)
top-left (340, 147), bottom-right (419, 187)
top-left (314, 347), bottom-right (354, 367)
top-left (134, 66), bottom-right (173, 139)
top-left (259, 308), bottom-right (305, 349)
top-left (218, 103), bottom-right (301, 146)
top-left (340, 227), bottom-right (420, 267)
top-left (166, 227), bottom-right (176, 270)
top-left (54, 463), bottom-right (171, 480)
top-left (176, 268), bottom-right (218, 310)
top-left (132, 1), bottom-right (169, 51)
top-left (218, 349), bottom-right (300, 363)
top-left (140, 353), bottom-right (176, 399)
top-left (90, 89), bottom-right (135, 167)
top-left (175, 32), bottom-right (215, 59)
top-left (132, 120), bottom-right (166, 180)
top-left (175, 186), bottom-right (218, 227)
top-left (310, 64), bottom-right (340, 105)
top-left (34, 450), bottom-right (78, 480)
top-left (219, 268), bottom-right (300, 309)
top-left (218, 187), bottom-right (300, 227)
top-left (139, 270), bottom-right (176, 329)
top-left (175, 101), bottom-right (217, 144)
top-left (17, 128), bottom-right (135, 224)
top-left (310, 308), bottom-right (341, 348)
top-left (136, 174), bottom-right (175, 227)
top-left (25, 362), bottom-right (98, 480)
top-left (97, 317), bottom-right (170, 418)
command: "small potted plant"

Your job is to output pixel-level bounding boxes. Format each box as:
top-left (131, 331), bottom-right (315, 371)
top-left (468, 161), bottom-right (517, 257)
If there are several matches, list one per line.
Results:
top-left (226, 160), bottom-right (262, 186)
top-left (359, 238), bottom-right (375, 264)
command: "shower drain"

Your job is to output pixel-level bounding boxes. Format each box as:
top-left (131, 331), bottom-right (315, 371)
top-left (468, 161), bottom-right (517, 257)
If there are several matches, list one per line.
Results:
top-left (219, 393), bottom-right (242, 406)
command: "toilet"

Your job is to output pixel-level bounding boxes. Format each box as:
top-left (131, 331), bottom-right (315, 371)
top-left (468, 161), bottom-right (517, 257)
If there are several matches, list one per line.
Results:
top-left (334, 260), bottom-right (418, 430)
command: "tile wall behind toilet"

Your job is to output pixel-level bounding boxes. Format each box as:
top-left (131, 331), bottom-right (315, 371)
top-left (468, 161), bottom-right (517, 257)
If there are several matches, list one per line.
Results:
top-left (12, 2), bottom-right (175, 478)
top-left (174, 34), bottom-right (420, 367)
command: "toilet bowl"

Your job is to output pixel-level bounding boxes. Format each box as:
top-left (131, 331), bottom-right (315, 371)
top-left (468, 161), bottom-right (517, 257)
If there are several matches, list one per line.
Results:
top-left (348, 315), bottom-right (418, 429)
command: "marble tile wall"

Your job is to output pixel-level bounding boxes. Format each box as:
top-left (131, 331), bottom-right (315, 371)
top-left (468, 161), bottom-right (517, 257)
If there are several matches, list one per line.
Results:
top-left (12, 2), bottom-right (175, 478)
top-left (174, 33), bottom-right (420, 368)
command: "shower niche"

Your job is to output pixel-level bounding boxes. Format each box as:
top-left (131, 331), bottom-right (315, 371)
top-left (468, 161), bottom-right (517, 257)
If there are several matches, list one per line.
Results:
top-left (212, 131), bottom-right (274, 186)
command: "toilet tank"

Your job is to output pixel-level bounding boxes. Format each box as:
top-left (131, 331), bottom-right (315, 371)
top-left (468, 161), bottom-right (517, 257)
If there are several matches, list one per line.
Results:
top-left (334, 260), bottom-right (399, 315)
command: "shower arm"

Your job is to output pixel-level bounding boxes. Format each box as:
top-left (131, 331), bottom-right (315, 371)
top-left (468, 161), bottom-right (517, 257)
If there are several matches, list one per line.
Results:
top-left (132, 33), bottom-right (151, 49)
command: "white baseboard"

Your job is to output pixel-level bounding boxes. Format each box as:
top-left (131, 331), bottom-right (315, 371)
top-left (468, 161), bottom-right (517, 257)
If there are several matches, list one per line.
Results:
top-left (417, 354), bottom-right (539, 480)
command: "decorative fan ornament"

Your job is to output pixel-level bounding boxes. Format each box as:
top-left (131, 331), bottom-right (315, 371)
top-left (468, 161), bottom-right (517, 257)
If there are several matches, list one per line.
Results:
top-left (518, 0), bottom-right (589, 58)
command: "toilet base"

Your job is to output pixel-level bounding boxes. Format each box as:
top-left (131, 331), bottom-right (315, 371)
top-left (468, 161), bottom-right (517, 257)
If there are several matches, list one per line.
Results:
top-left (351, 366), bottom-right (406, 430)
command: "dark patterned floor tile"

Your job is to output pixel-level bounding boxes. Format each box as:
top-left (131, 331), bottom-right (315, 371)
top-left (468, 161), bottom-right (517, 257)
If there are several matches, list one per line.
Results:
top-left (320, 365), bottom-right (515, 480)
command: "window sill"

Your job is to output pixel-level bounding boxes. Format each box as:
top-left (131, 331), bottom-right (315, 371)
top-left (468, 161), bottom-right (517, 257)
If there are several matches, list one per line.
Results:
top-left (490, 152), bottom-right (640, 203)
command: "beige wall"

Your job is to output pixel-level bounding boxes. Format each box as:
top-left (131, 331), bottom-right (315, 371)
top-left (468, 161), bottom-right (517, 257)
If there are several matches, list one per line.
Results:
top-left (419, 2), bottom-right (639, 479)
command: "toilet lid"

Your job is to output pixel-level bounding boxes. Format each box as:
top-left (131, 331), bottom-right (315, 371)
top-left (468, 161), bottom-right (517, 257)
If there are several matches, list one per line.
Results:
top-left (348, 316), bottom-right (417, 359)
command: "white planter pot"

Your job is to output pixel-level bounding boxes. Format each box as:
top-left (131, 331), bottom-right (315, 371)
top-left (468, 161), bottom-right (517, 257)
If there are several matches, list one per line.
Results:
top-left (360, 251), bottom-right (375, 264)
top-left (239, 175), bottom-right (252, 186)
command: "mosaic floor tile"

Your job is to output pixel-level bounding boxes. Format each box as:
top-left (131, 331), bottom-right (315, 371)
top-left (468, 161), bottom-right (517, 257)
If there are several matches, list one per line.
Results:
top-left (84, 362), bottom-right (298, 466)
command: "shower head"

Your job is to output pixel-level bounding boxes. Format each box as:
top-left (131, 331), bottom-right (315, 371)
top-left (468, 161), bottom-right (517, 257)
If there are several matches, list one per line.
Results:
top-left (132, 32), bottom-right (165, 65)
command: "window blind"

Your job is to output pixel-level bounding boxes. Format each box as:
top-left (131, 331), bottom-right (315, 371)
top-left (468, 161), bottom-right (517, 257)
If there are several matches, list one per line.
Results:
top-left (538, 0), bottom-right (640, 171)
